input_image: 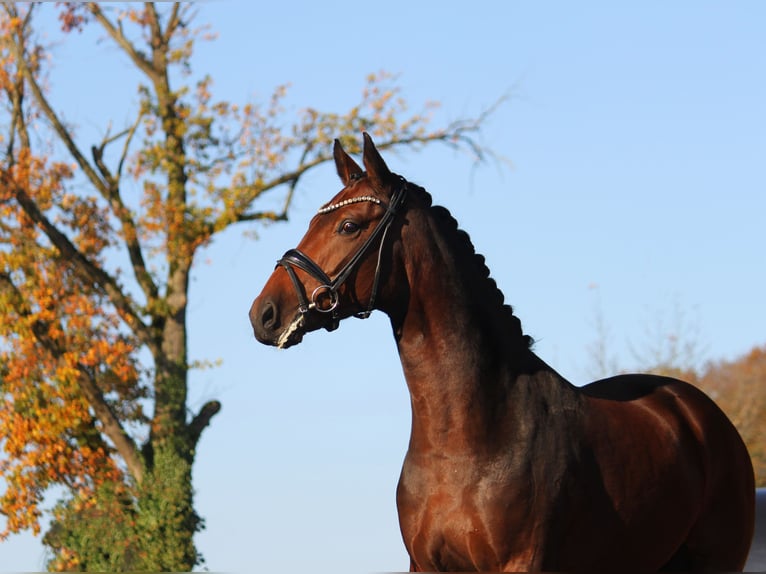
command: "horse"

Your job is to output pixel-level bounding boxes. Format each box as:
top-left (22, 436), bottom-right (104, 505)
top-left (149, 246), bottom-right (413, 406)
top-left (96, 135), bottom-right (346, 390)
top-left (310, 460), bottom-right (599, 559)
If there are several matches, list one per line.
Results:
top-left (249, 133), bottom-right (755, 571)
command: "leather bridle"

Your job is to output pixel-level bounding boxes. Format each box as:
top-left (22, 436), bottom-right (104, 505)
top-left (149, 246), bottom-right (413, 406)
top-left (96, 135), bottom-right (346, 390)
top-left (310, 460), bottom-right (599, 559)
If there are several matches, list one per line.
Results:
top-left (276, 177), bottom-right (408, 331)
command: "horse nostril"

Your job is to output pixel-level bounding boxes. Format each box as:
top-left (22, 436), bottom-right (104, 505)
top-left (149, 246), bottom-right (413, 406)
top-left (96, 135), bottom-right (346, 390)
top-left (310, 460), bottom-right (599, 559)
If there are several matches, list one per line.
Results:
top-left (261, 299), bottom-right (277, 330)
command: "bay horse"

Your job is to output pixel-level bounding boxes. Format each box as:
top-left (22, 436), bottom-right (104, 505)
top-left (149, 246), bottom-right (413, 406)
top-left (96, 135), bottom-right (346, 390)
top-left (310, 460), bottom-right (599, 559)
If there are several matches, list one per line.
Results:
top-left (249, 133), bottom-right (755, 571)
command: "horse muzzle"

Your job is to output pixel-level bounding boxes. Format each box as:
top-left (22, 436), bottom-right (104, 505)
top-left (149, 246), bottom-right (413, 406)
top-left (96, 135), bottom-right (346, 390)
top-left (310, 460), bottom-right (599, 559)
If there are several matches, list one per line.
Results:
top-left (250, 293), bottom-right (338, 349)
top-left (249, 295), bottom-right (297, 348)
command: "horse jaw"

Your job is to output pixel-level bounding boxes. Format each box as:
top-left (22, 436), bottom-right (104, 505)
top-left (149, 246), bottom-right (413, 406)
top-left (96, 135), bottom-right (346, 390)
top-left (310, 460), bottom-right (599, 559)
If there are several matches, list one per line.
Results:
top-left (276, 313), bottom-right (306, 349)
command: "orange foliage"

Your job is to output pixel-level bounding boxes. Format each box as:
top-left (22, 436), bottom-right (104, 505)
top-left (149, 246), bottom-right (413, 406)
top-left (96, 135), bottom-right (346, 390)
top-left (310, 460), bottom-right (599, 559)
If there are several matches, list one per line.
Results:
top-left (55, 3), bottom-right (90, 33)
top-left (0, 152), bottom-right (137, 538)
top-left (695, 345), bottom-right (766, 486)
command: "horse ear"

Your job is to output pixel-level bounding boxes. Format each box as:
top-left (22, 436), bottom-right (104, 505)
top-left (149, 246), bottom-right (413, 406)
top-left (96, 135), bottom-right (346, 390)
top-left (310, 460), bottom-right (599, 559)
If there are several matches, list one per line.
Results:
top-left (362, 132), bottom-right (394, 191)
top-left (333, 139), bottom-right (363, 186)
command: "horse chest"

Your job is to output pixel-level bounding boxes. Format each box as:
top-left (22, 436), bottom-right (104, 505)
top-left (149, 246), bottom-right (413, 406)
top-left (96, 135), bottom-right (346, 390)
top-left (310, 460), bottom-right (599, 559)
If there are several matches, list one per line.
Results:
top-left (396, 456), bottom-right (536, 571)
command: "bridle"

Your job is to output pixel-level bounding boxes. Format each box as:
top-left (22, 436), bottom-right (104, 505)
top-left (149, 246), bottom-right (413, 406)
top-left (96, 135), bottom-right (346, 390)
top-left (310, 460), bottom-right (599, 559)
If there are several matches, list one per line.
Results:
top-left (276, 177), bottom-right (408, 331)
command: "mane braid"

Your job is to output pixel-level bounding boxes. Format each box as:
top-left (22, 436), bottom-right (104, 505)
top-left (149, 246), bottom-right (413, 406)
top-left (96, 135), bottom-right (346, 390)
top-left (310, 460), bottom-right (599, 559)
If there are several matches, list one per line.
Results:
top-left (416, 186), bottom-right (533, 349)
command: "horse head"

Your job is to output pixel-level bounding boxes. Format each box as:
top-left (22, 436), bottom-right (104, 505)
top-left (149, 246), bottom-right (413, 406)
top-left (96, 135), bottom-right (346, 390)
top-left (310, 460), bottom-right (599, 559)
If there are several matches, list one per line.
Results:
top-left (250, 133), bottom-right (407, 348)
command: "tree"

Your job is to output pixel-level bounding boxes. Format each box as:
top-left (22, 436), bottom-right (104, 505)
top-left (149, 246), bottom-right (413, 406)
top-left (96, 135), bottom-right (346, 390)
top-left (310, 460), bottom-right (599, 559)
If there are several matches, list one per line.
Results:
top-left (693, 346), bottom-right (766, 487)
top-left (0, 3), bottom-right (500, 569)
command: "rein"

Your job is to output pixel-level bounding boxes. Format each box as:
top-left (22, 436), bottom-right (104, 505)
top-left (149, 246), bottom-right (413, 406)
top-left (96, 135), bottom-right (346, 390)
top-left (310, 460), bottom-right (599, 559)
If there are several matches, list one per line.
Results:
top-left (276, 177), bottom-right (408, 331)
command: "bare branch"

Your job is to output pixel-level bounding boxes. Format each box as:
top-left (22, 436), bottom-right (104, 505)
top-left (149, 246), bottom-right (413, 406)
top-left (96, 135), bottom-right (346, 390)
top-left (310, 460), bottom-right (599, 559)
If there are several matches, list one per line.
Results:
top-left (235, 210), bottom-right (289, 224)
top-left (5, 23), bottom-right (109, 196)
top-left (117, 109), bottom-right (143, 179)
top-left (76, 369), bottom-right (145, 485)
top-left (91, 130), bottom-right (121, 187)
top-left (90, 118), bottom-right (159, 305)
top-left (145, 3), bottom-right (163, 53)
top-left (86, 3), bottom-right (159, 83)
top-left (163, 3), bottom-right (184, 46)
top-left (188, 400), bottom-right (221, 448)
top-left (229, 101), bottom-right (506, 229)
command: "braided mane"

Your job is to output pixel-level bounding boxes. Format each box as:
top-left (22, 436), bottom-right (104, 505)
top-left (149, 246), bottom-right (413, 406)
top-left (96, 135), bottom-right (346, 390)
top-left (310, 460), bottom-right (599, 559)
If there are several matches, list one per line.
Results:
top-left (406, 182), bottom-right (533, 349)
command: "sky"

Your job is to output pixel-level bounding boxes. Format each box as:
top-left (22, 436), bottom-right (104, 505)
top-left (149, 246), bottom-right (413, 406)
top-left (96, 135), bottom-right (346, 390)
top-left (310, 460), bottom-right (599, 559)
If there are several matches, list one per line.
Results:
top-left (3, 1), bottom-right (765, 571)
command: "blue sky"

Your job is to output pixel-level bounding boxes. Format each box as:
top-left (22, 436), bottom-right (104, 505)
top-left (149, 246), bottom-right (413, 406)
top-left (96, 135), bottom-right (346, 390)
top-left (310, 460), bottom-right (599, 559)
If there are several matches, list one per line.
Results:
top-left (3, 1), bottom-right (765, 571)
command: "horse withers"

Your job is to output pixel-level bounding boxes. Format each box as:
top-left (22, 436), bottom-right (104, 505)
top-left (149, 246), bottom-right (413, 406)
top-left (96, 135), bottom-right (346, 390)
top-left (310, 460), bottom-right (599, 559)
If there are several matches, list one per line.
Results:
top-left (250, 133), bottom-right (755, 571)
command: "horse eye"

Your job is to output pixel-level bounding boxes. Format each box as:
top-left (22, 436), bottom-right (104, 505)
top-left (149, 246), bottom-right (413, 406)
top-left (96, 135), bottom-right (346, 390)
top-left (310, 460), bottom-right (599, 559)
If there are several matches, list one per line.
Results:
top-left (339, 220), bottom-right (361, 235)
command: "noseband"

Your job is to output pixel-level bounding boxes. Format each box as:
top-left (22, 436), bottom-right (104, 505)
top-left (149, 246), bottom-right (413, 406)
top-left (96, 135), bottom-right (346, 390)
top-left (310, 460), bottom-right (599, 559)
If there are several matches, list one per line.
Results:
top-left (276, 178), bottom-right (408, 331)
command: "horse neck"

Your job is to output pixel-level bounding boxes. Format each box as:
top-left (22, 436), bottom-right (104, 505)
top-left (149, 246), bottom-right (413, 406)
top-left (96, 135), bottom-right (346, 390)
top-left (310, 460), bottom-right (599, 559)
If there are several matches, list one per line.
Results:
top-left (390, 202), bottom-right (574, 455)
